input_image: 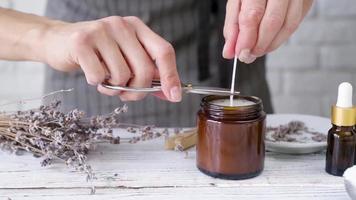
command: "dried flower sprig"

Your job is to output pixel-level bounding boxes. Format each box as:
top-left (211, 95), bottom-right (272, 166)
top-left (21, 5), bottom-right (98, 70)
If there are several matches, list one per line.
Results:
top-left (266, 121), bottom-right (326, 143)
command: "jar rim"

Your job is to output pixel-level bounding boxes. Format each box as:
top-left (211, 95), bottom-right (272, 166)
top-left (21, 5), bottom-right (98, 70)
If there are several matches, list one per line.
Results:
top-left (200, 95), bottom-right (264, 121)
top-left (201, 95), bottom-right (262, 110)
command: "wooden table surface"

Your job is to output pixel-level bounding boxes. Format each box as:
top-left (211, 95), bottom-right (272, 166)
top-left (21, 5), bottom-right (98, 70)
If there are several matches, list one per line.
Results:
top-left (0, 129), bottom-right (350, 200)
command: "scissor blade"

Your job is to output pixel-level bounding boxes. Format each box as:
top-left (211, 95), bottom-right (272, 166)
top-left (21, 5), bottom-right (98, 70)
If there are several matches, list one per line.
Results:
top-left (186, 87), bottom-right (240, 96)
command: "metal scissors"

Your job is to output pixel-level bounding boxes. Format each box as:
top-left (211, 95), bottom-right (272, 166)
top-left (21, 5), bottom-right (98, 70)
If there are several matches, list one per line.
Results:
top-left (101, 80), bottom-right (240, 96)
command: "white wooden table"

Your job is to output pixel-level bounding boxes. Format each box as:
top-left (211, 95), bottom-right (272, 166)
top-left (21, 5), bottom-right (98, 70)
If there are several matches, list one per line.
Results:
top-left (0, 129), bottom-right (350, 200)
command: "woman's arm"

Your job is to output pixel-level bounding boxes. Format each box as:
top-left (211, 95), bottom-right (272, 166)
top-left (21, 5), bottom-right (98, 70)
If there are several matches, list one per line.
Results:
top-left (0, 8), bottom-right (182, 102)
top-left (0, 7), bottom-right (58, 61)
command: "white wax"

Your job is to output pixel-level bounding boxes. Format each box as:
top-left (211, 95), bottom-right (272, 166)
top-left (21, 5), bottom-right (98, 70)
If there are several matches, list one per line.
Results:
top-left (211, 99), bottom-right (255, 107)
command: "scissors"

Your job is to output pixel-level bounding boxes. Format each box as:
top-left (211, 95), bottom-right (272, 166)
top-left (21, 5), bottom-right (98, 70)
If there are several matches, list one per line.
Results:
top-left (101, 80), bottom-right (240, 96)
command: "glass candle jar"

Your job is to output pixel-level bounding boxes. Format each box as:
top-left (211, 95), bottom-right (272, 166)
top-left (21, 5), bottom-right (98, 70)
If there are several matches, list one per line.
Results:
top-left (196, 95), bottom-right (266, 180)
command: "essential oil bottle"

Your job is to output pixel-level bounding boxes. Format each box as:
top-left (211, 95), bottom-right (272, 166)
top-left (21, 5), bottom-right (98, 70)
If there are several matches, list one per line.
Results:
top-left (325, 82), bottom-right (356, 176)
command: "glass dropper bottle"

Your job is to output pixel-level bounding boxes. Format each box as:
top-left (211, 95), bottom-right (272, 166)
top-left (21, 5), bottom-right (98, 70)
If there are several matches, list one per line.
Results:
top-left (325, 82), bottom-right (356, 176)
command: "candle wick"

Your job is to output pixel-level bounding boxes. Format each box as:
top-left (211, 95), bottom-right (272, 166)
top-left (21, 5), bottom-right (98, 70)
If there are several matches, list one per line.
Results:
top-left (230, 55), bottom-right (238, 106)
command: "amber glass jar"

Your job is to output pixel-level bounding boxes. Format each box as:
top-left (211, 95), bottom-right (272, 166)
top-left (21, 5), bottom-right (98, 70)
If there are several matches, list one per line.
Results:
top-left (196, 95), bottom-right (266, 180)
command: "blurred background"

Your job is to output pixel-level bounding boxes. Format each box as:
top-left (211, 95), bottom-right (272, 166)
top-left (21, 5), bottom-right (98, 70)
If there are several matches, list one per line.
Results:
top-left (0, 0), bottom-right (355, 118)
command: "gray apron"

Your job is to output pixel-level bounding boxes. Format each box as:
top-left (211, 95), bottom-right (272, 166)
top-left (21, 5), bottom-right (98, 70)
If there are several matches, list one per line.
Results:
top-left (44, 0), bottom-right (273, 127)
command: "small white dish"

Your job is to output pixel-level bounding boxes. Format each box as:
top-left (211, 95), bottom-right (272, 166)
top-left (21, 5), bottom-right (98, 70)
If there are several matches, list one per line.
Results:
top-left (344, 166), bottom-right (356, 200)
top-left (266, 114), bottom-right (330, 154)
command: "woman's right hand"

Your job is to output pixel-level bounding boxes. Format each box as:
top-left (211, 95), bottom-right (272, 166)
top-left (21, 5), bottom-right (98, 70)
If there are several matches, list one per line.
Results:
top-left (42, 16), bottom-right (182, 102)
top-left (223, 0), bottom-right (313, 63)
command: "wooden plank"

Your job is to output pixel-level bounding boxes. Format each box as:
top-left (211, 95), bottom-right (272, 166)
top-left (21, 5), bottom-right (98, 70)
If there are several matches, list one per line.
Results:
top-left (0, 187), bottom-right (349, 200)
top-left (164, 129), bottom-right (197, 150)
top-left (0, 141), bottom-right (343, 189)
top-left (0, 129), bottom-right (349, 198)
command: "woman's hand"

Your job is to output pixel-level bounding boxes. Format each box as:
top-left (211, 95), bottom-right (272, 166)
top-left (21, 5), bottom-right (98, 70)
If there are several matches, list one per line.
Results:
top-left (223, 0), bottom-right (314, 63)
top-left (42, 16), bottom-right (182, 102)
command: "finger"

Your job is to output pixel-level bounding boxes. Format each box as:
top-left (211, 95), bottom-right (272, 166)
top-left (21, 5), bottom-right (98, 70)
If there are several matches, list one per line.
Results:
top-left (265, 0), bottom-right (303, 53)
top-left (73, 43), bottom-right (106, 86)
top-left (236, 0), bottom-right (267, 63)
top-left (96, 33), bottom-right (131, 86)
top-left (302, 0), bottom-right (314, 18)
top-left (95, 34), bottom-right (132, 96)
top-left (125, 16), bottom-right (182, 102)
top-left (96, 84), bottom-right (119, 96)
top-left (223, 0), bottom-right (241, 59)
top-left (118, 38), bottom-right (155, 101)
top-left (103, 16), bottom-right (156, 101)
top-left (150, 68), bottom-right (167, 100)
top-left (153, 68), bottom-right (160, 79)
top-left (251, 0), bottom-right (289, 57)
top-left (151, 92), bottom-right (168, 101)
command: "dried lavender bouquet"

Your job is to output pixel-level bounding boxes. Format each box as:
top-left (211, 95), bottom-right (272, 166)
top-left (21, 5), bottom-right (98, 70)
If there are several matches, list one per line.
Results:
top-left (0, 89), bottom-right (169, 194)
top-left (0, 101), bottom-right (129, 179)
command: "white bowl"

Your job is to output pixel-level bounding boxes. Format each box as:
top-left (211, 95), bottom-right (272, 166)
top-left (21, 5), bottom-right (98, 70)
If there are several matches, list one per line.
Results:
top-left (344, 166), bottom-right (356, 200)
top-left (266, 114), bottom-right (329, 154)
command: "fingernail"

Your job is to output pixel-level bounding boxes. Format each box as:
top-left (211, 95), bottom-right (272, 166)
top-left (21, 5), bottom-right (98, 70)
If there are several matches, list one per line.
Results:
top-left (239, 49), bottom-right (256, 64)
top-left (244, 55), bottom-right (257, 64)
top-left (170, 86), bottom-right (182, 102)
top-left (239, 49), bottom-right (251, 62)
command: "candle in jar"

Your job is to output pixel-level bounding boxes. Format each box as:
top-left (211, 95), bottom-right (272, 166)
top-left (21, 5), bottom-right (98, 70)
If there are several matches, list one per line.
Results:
top-left (197, 95), bottom-right (266, 180)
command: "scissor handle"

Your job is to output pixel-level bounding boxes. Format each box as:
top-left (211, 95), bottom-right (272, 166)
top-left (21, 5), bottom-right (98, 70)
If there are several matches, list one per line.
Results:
top-left (101, 82), bottom-right (162, 92)
top-left (151, 80), bottom-right (189, 88)
top-left (101, 79), bottom-right (187, 93)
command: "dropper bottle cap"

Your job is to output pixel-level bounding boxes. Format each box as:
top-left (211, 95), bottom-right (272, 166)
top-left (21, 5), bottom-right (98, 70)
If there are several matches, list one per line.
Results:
top-left (331, 82), bottom-right (356, 126)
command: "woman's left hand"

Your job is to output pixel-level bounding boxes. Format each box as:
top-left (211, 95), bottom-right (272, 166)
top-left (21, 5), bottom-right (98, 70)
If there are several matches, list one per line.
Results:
top-left (223, 0), bottom-right (314, 63)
